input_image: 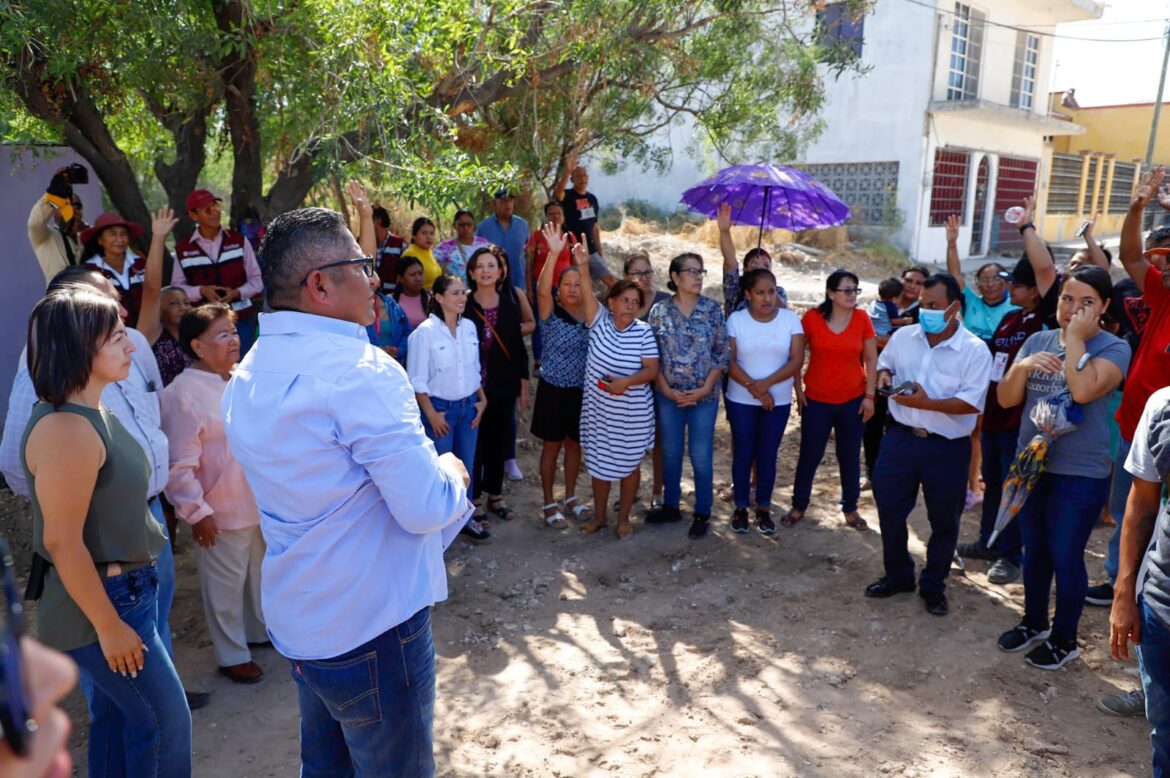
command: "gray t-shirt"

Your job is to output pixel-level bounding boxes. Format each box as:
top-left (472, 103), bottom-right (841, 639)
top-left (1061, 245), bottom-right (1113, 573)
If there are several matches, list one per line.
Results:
top-left (1014, 328), bottom-right (1131, 478)
top-left (1124, 386), bottom-right (1170, 624)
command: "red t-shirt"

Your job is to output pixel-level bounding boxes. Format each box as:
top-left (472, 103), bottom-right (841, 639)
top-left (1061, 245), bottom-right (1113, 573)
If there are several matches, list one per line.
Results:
top-left (1117, 264), bottom-right (1170, 441)
top-left (801, 308), bottom-right (875, 404)
top-left (526, 231), bottom-right (572, 286)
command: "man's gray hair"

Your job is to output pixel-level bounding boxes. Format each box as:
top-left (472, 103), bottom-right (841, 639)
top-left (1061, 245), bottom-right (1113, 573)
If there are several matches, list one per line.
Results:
top-left (259, 207), bottom-right (353, 309)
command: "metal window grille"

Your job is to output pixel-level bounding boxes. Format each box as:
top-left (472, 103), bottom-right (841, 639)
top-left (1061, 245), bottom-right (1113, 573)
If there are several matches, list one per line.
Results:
top-left (796, 161), bottom-right (899, 225)
top-left (947, 3), bottom-right (984, 101)
top-left (1046, 153), bottom-right (1083, 214)
top-left (990, 157), bottom-right (1038, 253)
top-left (929, 149), bottom-right (969, 226)
top-left (1110, 162), bottom-right (1136, 213)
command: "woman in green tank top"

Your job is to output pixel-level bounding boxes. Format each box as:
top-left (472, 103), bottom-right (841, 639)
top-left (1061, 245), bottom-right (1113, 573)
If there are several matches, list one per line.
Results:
top-left (22, 286), bottom-right (191, 776)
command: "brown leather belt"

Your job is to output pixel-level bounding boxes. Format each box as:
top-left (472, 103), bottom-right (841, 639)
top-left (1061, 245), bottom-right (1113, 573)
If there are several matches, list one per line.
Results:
top-left (890, 420), bottom-right (946, 440)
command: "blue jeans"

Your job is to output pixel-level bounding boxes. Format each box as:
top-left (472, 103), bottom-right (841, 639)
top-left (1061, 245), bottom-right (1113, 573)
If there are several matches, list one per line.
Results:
top-left (67, 565), bottom-right (192, 778)
top-left (725, 399), bottom-right (790, 509)
top-left (237, 315), bottom-right (258, 357)
top-left (1019, 472), bottom-right (1110, 642)
top-left (978, 427), bottom-right (1023, 565)
top-left (291, 607), bottom-right (436, 778)
top-left (1139, 596), bottom-right (1170, 777)
top-left (873, 425), bottom-right (970, 595)
top-left (1106, 436), bottom-right (1133, 584)
top-left (423, 393), bottom-right (479, 506)
top-left (656, 395), bottom-right (718, 515)
top-left (792, 396), bottom-right (864, 514)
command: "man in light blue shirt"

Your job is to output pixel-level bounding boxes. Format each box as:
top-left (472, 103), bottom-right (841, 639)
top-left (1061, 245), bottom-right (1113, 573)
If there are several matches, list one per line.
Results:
top-left (222, 207), bottom-right (471, 777)
top-left (476, 188), bottom-right (530, 289)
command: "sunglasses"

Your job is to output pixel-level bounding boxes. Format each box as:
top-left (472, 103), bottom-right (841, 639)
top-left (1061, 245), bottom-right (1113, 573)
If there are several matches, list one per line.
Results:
top-left (0, 536), bottom-right (32, 756)
top-left (300, 256), bottom-right (375, 286)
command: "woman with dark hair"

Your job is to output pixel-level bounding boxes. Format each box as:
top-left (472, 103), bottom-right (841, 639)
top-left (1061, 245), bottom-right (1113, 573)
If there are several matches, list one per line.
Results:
top-left (786, 269), bottom-right (875, 529)
top-left (392, 255), bottom-right (432, 329)
top-left (489, 243), bottom-right (536, 481)
top-left (569, 231), bottom-right (659, 540)
top-left (366, 289), bottom-right (412, 364)
top-left (407, 274), bottom-right (490, 540)
top-left (435, 209), bottom-right (491, 283)
top-left (401, 216), bottom-right (443, 290)
top-left (944, 214), bottom-right (1018, 343)
top-left (22, 287), bottom-right (191, 775)
top-left (722, 268), bottom-right (805, 533)
top-left (996, 265), bottom-right (1131, 670)
top-left (646, 252), bottom-right (729, 539)
top-left (716, 203), bottom-right (788, 315)
top-left (624, 251), bottom-right (671, 509)
top-left (160, 304), bottom-right (267, 685)
top-left (467, 247), bottom-right (530, 523)
top-left (81, 211), bottom-right (157, 328)
top-left (531, 224), bottom-right (592, 527)
top-left (525, 202), bottom-right (574, 303)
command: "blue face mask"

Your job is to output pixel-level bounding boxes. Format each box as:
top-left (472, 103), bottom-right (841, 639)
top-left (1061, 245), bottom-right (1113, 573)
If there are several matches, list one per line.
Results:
top-left (919, 308), bottom-right (949, 334)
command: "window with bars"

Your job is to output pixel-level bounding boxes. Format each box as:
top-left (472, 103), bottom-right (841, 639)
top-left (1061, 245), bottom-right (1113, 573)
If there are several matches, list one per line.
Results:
top-left (990, 157), bottom-right (1038, 253)
top-left (947, 3), bottom-right (985, 101)
top-left (1047, 153), bottom-right (1083, 214)
top-left (929, 149), bottom-right (970, 226)
top-left (1010, 32), bottom-right (1039, 110)
top-left (1110, 162), bottom-right (1137, 213)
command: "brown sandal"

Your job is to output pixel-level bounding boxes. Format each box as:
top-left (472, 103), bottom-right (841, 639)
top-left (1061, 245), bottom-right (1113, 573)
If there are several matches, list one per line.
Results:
top-left (780, 509), bottom-right (804, 528)
top-left (844, 512), bottom-right (868, 531)
top-left (579, 518), bottom-right (609, 535)
top-left (615, 522), bottom-right (634, 541)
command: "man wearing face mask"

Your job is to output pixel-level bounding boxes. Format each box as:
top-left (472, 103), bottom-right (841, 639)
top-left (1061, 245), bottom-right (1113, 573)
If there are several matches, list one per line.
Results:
top-left (864, 273), bottom-right (992, 616)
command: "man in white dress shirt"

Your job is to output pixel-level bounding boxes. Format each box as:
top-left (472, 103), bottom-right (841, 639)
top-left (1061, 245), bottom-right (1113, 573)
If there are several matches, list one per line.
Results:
top-left (864, 273), bottom-right (993, 617)
top-left (221, 207), bottom-right (471, 777)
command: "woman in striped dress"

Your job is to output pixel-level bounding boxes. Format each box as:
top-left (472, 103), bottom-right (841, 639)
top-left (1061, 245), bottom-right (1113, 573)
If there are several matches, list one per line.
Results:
top-left (545, 229), bottom-right (659, 540)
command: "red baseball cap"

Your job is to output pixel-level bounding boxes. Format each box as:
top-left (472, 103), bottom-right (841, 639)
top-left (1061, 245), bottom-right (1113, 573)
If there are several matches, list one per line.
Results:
top-left (186, 189), bottom-right (222, 212)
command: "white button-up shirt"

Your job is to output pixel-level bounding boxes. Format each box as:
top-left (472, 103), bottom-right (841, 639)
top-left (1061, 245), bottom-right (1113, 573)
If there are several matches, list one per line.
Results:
top-left (406, 314), bottom-right (482, 400)
top-left (222, 311), bottom-right (470, 660)
top-left (877, 322), bottom-right (992, 440)
top-left (0, 328), bottom-right (168, 499)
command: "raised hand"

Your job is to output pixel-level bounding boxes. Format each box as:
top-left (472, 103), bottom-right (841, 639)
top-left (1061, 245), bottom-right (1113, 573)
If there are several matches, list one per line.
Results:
top-left (1021, 196), bottom-right (1036, 224)
top-left (541, 222), bottom-right (566, 257)
top-left (565, 151), bottom-right (578, 174)
top-left (944, 214), bottom-right (960, 244)
top-left (571, 238), bottom-right (589, 268)
top-left (346, 180), bottom-right (373, 218)
top-left (1135, 166), bottom-right (1166, 208)
top-left (717, 202), bottom-right (733, 232)
top-left (1159, 182), bottom-right (1170, 212)
top-left (151, 207), bottom-right (178, 238)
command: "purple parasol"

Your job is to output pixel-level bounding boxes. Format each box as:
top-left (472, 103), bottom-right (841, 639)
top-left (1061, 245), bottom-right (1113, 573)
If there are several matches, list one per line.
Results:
top-left (680, 163), bottom-right (851, 247)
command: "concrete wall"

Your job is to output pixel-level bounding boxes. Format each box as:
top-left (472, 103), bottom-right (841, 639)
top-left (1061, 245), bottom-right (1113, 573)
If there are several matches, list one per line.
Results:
top-left (0, 145), bottom-right (103, 420)
top-left (1051, 102), bottom-right (1170, 161)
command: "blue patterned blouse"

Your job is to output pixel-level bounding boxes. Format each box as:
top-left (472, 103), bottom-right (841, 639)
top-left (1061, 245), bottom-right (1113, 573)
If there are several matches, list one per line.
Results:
top-left (538, 305), bottom-right (590, 388)
top-left (647, 295), bottom-right (730, 402)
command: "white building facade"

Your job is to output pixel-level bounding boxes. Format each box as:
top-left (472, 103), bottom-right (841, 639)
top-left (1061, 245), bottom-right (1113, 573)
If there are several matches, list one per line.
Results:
top-left (798, 0), bottom-right (1101, 262)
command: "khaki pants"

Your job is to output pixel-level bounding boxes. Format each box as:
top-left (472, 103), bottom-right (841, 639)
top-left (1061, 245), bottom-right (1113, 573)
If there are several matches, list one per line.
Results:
top-left (195, 524), bottom-right (266, 667)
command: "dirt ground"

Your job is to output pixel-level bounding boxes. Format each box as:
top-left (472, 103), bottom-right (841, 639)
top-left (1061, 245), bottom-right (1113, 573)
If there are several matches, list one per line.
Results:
top-left (0, 234), bottom-right (1154, 777)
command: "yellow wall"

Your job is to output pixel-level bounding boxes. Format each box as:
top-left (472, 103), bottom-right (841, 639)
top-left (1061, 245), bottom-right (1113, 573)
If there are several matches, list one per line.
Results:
top-left (1049, 98), bottom-right (1170, 162)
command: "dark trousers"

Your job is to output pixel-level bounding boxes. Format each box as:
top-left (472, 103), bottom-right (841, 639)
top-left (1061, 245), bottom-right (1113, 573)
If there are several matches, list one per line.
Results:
top-left (978, 427), bottom-right (1023, 565)
top-left (873, 425), bottom-right (970, 595)
top-left (863, 392), bottom-right (889, 478)
top-left (792, 396), bottom-right (865, 514)
top-left (473, 397), bottom-right (514, 498)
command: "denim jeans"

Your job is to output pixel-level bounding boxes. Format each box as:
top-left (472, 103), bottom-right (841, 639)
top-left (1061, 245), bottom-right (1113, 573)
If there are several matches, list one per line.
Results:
top-left (237, 315), bottom-right (259, 357)
top-left (67, 565), bottom-right (192, 778)
top-left (1139, 596), bottom-right (1170, 777)
top-left (291, 607), bottom-right (436, 778)
top-left (792, 396), bottom-right (864, 514)
top-left (1106, 436), bottom-right (1134, 584)
top-left (978, 427), bottom-right (1022, 565)
top-left (423, 393), bottom-right (480, 501)
top-left (1019, 472), bottom-right (1110, 642)
top-left (873, 425), bottom-right (970, 595)
top-left (725, 399), bottom-right (790, 509)
top-left (656, 394), bottom-right (718, 515)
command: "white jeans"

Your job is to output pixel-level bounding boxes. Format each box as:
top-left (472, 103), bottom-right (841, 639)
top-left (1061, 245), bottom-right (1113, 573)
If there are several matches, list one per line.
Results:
top-left (196, 524), bottom-right (266, 666)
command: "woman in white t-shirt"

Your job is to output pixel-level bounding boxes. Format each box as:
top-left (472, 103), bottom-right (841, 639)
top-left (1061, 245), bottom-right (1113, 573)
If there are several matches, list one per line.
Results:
top-left (725, 268), bottom-right (805, 534)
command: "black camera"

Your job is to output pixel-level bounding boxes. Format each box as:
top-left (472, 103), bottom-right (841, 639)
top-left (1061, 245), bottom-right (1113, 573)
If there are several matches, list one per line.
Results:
top-left (65, 162), bottom-right (88, 185)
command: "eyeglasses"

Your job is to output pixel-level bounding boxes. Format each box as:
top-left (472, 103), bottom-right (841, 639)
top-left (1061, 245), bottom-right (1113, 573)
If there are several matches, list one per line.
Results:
top-left (300, 256), bottom-right (375, 286)
top-left (0, 535), bottom-right (32, 756)
top-left (976, 276), bottom-right (1004, 286)
top-left (454, 221), bottom-right (475, 228)
top-left (834, 287), bottom-right (859, 295)
top-left (678, 268), bottom-right (706, 278)
top-left (626, 270), bottom-right (654, 279)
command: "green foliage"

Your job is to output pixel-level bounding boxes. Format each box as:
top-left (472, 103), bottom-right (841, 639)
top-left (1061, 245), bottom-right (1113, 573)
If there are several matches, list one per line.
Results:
top-left (1, 0), bottom-right (869, 219)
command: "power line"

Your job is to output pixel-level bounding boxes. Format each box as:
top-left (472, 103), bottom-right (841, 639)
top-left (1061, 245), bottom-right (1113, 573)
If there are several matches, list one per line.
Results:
top-left (899, 0), bottom-right (1168, 43)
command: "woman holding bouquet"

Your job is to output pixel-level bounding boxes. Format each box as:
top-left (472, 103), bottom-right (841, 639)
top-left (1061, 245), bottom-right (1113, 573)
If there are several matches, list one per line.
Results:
top-left (996, 265), bottom-right (1130, 670)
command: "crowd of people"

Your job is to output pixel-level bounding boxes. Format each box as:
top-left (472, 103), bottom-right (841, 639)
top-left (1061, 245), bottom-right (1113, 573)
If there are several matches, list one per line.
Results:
top-left (5, 157), bottom-right (1170, 778)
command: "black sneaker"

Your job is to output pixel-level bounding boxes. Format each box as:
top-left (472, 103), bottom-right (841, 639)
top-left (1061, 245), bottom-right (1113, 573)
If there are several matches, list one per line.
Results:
top-left (955, 541), bottom-right (997, 561)
top-left (756, 508), bottom-right (776, 535)
top-left (730, 508), bottom-right (749, 534)
top-left (1025, 638), bottom-right (1080, 670)
top-left (688, 513), bottom-right (710, 539)
top-left (997, 622), bottom-right (1051, 653)
top-left (646, 504), bottom-right (683, 525)
top-left (1085, 582), bottom-right (1114, 607)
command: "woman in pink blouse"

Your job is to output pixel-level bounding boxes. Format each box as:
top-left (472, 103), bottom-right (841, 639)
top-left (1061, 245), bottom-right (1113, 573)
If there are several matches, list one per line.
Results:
top-left (159, 304), bottom-right (267, 685)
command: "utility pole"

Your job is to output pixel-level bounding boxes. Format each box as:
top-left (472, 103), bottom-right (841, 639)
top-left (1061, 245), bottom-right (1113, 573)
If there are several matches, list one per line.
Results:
top-left (1146, 21), bottom-right (1170, 168)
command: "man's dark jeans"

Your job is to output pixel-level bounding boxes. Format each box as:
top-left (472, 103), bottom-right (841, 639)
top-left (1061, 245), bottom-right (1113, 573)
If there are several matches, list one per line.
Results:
top-left (873, 425), bottom-right (970, 595)
top-left (1139, 596), bottom-right (1170, 777)
top-left (291, 607), bottom-right (437, 778)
